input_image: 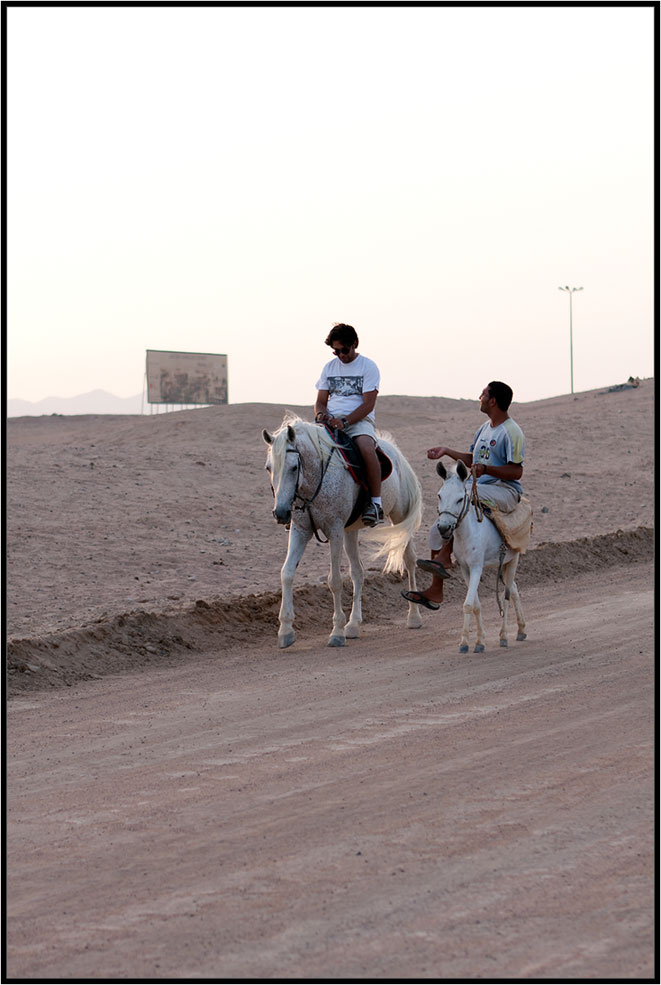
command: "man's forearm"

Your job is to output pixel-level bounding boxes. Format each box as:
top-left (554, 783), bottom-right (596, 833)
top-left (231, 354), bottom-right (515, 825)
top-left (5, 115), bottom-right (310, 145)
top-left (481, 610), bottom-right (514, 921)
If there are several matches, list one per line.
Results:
top-left (476, 462), bottom-right (523, 481)
top-left (314, 397), bottom-right (329, 420)
top-left (428, 446), bottom-right (472, 465)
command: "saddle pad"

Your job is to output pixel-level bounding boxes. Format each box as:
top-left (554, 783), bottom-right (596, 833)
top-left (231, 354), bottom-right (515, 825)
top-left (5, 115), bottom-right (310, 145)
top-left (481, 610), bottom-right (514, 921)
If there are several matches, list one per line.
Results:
top-left (486, 496), bottom-right (534, 553)
top-left (321, 423), bottom-right (393, 489)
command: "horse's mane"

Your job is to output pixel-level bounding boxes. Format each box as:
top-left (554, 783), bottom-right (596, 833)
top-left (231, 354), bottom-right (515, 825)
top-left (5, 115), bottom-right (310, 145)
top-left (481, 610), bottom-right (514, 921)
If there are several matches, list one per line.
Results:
top-left (270, 414), bottom-right (402, 482)
top-left (271, 414), bottom-right (344, 469)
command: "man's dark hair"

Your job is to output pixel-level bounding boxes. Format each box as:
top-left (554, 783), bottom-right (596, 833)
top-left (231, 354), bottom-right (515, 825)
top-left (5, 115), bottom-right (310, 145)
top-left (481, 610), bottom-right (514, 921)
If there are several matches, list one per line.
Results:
top-left (487, 381), bottom-right (513, 411)
top-left (325, 323), bottom-right (359, 348)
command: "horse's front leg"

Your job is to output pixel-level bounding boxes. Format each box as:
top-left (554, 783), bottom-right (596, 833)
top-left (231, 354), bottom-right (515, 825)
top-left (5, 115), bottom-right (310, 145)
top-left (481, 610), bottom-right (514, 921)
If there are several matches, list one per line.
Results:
top-left (327, 528), bottom-right (347, 647)
top-left (278, 524), bottom-right (312, 648)
top-left (343, 529), bottom-right (363, 638)
top-left (460, 563), bottom-right (485, 653)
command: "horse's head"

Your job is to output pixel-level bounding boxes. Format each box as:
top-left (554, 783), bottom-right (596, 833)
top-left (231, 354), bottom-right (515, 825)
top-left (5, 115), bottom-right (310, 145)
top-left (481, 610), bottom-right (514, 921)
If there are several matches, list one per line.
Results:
top-left (263, 423), bottom-right (300, 525)
top-left (435, 459), bottom-right (469, 539)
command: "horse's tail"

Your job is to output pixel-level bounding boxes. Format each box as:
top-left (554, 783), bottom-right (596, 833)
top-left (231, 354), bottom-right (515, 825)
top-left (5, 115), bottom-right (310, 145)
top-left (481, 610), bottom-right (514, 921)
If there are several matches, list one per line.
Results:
top-left (364, 441), bottom-right (423, 575)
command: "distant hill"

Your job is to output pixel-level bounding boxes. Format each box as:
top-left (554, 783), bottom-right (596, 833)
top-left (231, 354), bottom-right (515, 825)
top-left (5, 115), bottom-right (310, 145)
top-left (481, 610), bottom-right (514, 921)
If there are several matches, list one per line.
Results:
top-left (7, 389), bottom-right (144, 417)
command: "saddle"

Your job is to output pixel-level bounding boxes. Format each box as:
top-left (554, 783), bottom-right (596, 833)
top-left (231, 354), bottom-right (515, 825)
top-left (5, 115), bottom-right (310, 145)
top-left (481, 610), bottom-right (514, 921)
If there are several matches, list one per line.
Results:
top-left (321, 423), bottom-right (393, 527)
top-left (483, 496), bottom-right (534, 554)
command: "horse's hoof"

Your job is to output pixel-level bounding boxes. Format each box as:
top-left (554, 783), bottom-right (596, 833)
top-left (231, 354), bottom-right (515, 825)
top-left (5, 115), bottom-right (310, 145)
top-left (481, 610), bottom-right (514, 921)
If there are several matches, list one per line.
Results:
top-left (516, 632), bottom-right (527, 641)
top-left (328, 635), bottom-right (346, 647)
top-left (407, 617), bottom-right (423, 630)
top-left (459, 644), bottom-right (469, 653)
top-left (345, 624), bottom-right (360, 639)
top-left (500, 639), bottom-right (508, 648)
top-left (474, 644), bottom-right (485, 653)
top-left (278, 632), bottom-right (295, 649)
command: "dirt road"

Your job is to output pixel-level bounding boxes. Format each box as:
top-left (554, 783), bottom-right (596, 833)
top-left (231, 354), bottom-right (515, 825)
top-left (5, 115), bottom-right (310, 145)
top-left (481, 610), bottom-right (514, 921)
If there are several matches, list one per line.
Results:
top-left (6, 562), bottom-right (655, 981)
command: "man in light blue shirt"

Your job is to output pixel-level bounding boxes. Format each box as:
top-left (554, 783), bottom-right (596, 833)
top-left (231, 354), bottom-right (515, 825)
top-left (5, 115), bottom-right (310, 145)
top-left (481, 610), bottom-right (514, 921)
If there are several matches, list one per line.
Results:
top-left (403, 381), bottom-right (525, 610)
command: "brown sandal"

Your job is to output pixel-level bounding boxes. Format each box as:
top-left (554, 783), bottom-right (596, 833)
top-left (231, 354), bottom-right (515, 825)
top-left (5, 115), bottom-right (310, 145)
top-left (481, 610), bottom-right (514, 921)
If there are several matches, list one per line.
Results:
top-left (416, 558), bottom-right (451, 578)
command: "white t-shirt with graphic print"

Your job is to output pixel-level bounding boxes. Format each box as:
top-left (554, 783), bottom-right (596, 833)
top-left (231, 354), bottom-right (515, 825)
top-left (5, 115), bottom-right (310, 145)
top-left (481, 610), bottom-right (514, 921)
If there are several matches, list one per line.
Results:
top-left (315, 353), bottom-right (380, 423)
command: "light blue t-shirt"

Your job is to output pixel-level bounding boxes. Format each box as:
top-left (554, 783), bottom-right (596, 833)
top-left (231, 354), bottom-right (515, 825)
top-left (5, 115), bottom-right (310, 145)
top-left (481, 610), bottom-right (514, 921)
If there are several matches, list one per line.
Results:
top-left (469, 417), bottom-right (525, 495)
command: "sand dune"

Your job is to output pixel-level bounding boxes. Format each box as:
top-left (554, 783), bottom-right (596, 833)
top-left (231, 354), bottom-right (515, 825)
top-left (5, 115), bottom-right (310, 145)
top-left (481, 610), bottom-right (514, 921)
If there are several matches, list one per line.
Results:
top-left (6, 379), bottom-right (654, 693)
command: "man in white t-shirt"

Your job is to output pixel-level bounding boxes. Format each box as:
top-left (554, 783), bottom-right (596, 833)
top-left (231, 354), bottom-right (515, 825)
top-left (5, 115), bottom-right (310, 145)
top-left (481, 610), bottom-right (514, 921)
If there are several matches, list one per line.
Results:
top-left (314, 323), bottom-right (384, 526)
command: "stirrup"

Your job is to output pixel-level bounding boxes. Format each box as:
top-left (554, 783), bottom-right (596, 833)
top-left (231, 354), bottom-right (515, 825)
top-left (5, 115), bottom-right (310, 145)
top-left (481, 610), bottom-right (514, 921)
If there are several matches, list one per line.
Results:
top-left (362, 503), bottom-right (384, 527)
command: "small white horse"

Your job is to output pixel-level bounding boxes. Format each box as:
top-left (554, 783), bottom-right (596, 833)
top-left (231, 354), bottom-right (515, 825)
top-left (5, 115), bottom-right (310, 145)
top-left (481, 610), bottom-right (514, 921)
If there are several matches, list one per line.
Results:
top-left (435, 460), bottom-right (527, 653)
top-left (263, 416), bottom-right (423, 648)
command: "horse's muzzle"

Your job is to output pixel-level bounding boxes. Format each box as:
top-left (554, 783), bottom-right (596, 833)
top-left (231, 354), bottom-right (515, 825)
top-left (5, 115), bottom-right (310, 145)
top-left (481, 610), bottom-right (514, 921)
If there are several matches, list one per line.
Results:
top-left (436, 519), bottom-right (455, 540)
top-left (273, 508), bottom-right (292, 525)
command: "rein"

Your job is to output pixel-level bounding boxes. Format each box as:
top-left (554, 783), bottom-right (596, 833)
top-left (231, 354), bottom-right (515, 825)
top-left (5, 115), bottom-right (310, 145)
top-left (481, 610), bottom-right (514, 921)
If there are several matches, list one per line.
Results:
top-left (470, 474), bottom-right (485, 523)
top-left (290, 441), bottom-right (338, 542)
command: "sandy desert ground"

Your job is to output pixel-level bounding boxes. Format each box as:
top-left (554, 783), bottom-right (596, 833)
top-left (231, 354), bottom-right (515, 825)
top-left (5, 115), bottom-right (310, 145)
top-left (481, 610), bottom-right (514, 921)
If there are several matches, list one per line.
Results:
top-left (5, 380), bottom-right (656, 980)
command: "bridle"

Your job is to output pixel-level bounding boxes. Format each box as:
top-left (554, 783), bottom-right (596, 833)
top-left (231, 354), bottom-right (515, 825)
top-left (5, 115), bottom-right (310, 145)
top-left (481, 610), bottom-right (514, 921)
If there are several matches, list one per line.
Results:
top-left (437, 474), bottom-right (485, 535)
top-left (437, 484), bottom-right (471, 535)
top-left (272, 442), bottom-right (338, 542)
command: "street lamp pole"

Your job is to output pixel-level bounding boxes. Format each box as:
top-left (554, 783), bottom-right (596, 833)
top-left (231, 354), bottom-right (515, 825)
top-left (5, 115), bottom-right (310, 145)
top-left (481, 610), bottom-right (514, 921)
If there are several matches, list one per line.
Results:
top-left (558, 286), bottom-right (583, 394)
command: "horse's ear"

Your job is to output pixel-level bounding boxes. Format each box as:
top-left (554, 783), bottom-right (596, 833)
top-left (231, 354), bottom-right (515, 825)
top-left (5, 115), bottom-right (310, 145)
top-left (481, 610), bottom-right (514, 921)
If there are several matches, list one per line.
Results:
top-left (287, 425), bottom-right (296, 443)
top-left (262, 429), bottom-right (273, 445)
top-left (436, 461), bottom-right (447, 480)
top-left (456, 460), bottom-right (468, 481)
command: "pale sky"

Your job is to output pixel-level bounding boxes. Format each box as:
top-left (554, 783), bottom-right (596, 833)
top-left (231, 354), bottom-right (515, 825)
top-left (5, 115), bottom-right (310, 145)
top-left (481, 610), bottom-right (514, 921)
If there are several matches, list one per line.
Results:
top-left (7, 4), bottom-right (655, 406)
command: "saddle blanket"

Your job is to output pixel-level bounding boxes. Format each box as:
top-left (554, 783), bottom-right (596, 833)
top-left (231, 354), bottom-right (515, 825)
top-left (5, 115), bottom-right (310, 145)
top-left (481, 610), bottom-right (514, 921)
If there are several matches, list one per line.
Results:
top-left (485, 496), bottom-right (534, 553)
top-left (320, 423), bottom-right (393, 528)
top-left (321, 423), bottom-right (392, 489)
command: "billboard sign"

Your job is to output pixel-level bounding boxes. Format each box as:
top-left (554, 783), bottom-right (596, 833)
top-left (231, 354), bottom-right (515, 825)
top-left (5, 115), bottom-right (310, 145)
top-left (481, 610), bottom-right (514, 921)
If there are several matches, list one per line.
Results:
top-left (146, 350), bottom-right (228, 405)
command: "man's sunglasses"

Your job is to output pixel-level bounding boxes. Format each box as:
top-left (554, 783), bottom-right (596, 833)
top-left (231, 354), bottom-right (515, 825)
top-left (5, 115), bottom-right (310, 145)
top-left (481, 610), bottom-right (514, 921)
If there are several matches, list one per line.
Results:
top-left (331, 345), bottom-right (351, 356)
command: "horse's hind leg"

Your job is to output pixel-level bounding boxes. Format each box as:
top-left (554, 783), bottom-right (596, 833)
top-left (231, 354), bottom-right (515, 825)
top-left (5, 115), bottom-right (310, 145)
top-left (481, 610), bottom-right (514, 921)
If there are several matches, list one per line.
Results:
top-left (403, 539), bottom-right (422, 629)
top-left (343, 529), bottom-right (363, 638)
top-left (510, 579), bottom-right (527, 641)
top-left (327, 530), bottom-right (347, 647)
top-left (278, 525), bottom-right (312, 648)
top-left (499, 558), bottom-right (521, 647)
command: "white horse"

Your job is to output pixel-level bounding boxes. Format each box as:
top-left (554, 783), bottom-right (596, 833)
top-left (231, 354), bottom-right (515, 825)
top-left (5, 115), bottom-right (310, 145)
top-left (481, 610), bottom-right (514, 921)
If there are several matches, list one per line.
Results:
top-left (263, 416), bottom-right (423, 648)
top-left (435, 460), bottom-right (527, 653)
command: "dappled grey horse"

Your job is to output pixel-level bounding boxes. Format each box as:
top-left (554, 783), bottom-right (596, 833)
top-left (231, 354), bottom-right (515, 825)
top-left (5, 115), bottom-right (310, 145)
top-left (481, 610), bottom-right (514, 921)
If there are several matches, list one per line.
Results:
top-left (263, 416), bottom-right (423, 648)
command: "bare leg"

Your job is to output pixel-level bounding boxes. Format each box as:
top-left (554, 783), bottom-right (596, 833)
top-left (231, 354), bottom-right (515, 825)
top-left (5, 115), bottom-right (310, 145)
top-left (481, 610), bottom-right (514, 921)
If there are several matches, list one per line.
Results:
top-left (435, 538), bottom-right (454, 572)
top-left (354, 434), bottom-right (381, 498)
top-left (416, 548), bottom-right (448, 604)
